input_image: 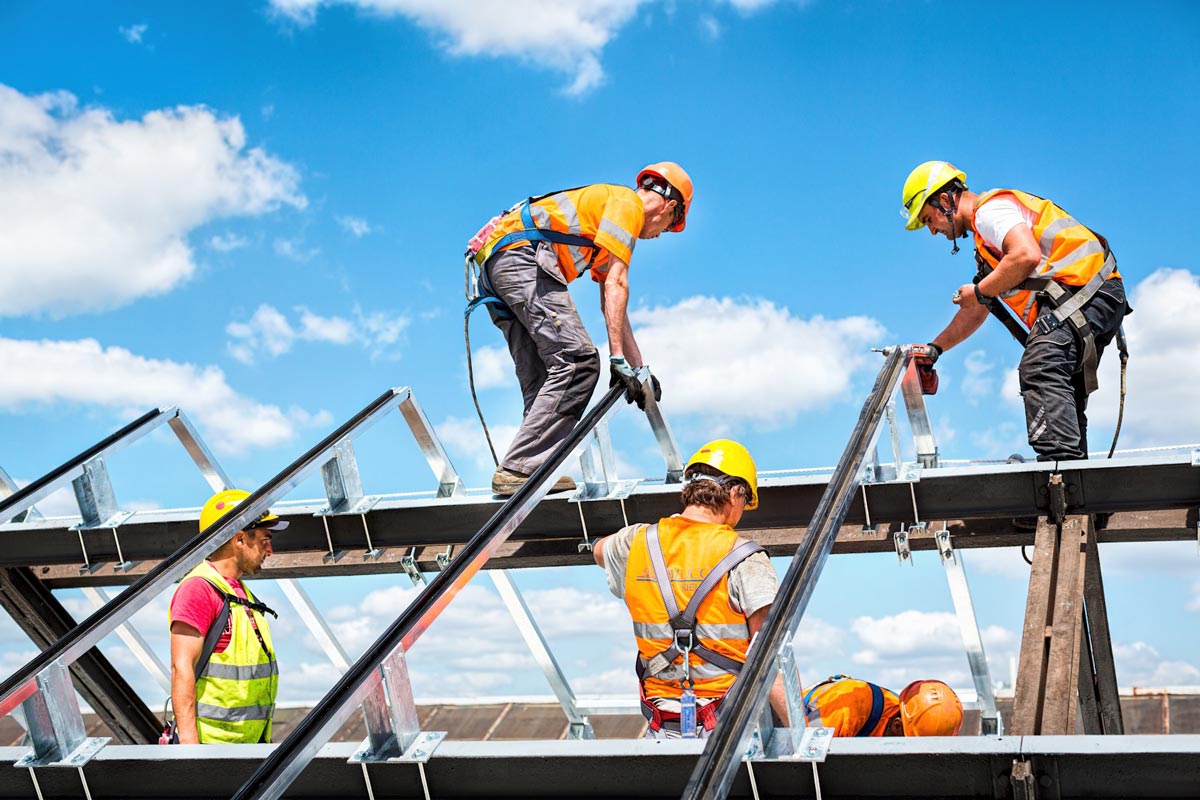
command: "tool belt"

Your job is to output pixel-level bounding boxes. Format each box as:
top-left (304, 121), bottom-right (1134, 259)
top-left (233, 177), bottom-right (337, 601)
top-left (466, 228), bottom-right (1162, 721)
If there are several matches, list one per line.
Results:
top-left (975, 250), bottom-right (1118, 395)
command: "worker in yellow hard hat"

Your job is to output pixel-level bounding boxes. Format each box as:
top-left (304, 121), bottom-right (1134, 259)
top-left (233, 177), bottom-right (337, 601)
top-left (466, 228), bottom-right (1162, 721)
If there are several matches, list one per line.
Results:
top-left (465, 163), bottom-right (693, 497)
top-left (593, 440), bottom-right (790, 739)
top-left (901, 160), bottom-right (1130, 462)
top-left (166, 489), bottom-right (287, 744)
top-left (804, 675), bottom-right (963, 737)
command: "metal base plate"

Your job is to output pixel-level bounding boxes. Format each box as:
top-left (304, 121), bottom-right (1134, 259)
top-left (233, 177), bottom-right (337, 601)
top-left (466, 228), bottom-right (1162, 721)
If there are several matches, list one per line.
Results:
top-left (70, 511), bottom-right (135, 531)
top-left (315, 495), bottom-right (381, 517)
top-left (14, 736), bottom-right (109, 769)
top-left (785, 727), bottom-right (833, 762)
top-left (350, 731), bottom-right (446, 765)
top-left (569, 479), bottom-right (640, 503)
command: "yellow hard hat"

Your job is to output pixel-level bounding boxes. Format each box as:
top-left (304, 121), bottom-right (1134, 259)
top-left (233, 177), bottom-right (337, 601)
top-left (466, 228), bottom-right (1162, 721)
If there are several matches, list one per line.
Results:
top-left (685, 439), bottom-right (758, 510)
top-left (898, 680), bottom-right (963, 736)
top-left (199, 489), bottom-right (289, 534)
top-left (901, 161), bottom-right (967, 231)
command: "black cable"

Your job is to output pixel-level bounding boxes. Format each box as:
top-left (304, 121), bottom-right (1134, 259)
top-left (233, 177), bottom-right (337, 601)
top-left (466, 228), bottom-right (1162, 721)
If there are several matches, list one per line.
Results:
top-left (1021, 545), bottom-right (1033, 566)
top-left (1107, 327), bottom-right (1129, 459)
top-left (465, 313), bottom-right (500, 467)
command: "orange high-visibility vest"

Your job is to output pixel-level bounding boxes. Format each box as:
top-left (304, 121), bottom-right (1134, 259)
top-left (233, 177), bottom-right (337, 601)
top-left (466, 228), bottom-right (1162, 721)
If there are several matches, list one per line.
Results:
top-left (805, 676), bottom-right (900, 737)
top-left (624, 518), bottom-right (756, 700)
top-left (972, 189), bottom-right (1120, 328)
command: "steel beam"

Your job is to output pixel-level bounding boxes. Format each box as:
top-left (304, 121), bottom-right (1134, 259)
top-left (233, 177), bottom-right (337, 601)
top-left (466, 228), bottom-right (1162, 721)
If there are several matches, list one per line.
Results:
top-left (0, 568), bottom-right (160, 744)
top-left (3, 460), bottom-right (1196, 571)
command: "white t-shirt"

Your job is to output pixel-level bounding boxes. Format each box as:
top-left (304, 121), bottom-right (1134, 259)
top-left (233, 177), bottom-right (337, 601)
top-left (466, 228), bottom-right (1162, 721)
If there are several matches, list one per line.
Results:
top-left (974, 195), bottom-right (1036, 254)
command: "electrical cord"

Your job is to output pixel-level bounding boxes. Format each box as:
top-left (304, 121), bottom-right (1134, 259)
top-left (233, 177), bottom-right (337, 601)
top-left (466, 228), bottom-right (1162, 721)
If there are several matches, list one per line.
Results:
top-left (465, 314), bottom-right (500, 468)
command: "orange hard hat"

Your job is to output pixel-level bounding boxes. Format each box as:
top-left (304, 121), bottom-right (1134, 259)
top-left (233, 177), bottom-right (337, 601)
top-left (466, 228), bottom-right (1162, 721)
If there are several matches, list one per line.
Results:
top-left (898, 680), bottom-right (963, 736)
top-left (636, 162), bottom-right (693, 232)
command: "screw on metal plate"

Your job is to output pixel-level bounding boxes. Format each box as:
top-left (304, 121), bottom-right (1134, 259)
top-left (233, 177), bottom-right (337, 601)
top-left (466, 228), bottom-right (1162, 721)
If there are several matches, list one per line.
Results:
top-left (894, 527), bottom-right (912, 565)
top-left (792, 726), bottom-right (833, 762)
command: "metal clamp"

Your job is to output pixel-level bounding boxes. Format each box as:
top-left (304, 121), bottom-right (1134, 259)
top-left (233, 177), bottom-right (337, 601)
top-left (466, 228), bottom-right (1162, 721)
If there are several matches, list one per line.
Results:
top-left (894, 526), bottom-right (912, 565)
top-left (14, 660), bottom-right (110, 769)
top-left (435, 545), bottom-right (453, 571)
top-left (351, 646), bottom-right (446, 765)
top-left (400, 548), bottom-right (426, 587)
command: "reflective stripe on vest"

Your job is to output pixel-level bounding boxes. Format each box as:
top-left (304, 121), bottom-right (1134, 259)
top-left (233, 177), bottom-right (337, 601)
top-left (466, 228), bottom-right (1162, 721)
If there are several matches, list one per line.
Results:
top-left (170, 561), bottom-right (279, 744)
top-left (624, 518), bottom-right (760, 700)
top-left (473, 187), bottom-right (599, 281)
top-left (972, 189), bottom-right (1120, 328)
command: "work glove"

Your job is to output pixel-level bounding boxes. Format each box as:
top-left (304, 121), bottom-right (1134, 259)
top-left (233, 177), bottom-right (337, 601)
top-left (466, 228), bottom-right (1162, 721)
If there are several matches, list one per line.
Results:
top-left (910, 343), bottom-right (941, 396)
top-left (609, 356), bottom-right (646, 408)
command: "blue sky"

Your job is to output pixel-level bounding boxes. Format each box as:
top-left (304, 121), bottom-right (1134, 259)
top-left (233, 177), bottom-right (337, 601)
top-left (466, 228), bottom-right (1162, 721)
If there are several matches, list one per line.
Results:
top-left (1, 1), bottom-right (1199, 714)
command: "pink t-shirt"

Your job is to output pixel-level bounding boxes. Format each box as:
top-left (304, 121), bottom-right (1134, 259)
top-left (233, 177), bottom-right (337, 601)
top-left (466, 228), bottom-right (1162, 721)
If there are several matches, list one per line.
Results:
top-left (169, 570), bottom-right (250, 654)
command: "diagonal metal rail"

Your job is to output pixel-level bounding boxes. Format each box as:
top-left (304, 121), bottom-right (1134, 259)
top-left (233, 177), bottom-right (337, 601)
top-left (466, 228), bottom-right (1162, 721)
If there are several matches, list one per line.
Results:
top-left (682, 346), bottom-right (908, 800)
top-left (0, 388), bottom-right (409, 720)
top-left (229, 384), bottom-right (627, 800)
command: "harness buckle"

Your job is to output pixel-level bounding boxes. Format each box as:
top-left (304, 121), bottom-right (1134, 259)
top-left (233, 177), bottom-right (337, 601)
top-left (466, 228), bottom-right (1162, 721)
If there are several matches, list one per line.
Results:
top-left (1032, 313), bottom-right (1062, 337)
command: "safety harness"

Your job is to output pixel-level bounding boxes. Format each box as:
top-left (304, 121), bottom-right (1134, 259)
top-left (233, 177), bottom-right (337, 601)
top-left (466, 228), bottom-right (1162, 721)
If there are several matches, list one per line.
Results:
top-left (160, 583), bottom-right (278, 744)
top-left (974, 230), bottom-right (1119, 396)
top-left (804, 675), bottom-right (886, 737)
top-left (462, 187), bottom-right (604, 466)
top-left (634, 523), bottom-right (765, 733)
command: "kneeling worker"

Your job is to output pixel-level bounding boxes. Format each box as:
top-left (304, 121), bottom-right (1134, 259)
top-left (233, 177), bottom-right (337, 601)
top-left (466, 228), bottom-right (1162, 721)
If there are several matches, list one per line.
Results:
top-left (805, 674), bottom-right (963, 736)
top-left (168, 489), bottom-right (287, 744)
top-left (593, 440), bottom-right (788, 738)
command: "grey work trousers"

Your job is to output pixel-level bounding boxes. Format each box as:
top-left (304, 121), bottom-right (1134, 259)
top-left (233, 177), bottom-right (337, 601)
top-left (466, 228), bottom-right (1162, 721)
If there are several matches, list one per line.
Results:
top-left (1019, 278), bottom-right (1129, 462)
top-left (485, 242), bottom-right (600, 474)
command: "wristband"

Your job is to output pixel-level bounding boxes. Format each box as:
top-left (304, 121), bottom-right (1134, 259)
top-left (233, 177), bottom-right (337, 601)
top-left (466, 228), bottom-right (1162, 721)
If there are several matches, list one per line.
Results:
top-left (974, 283), bottom-right (994, 306)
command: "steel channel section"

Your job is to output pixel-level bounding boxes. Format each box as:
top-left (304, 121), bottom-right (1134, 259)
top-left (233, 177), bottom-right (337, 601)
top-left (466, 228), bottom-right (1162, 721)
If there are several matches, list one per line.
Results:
top-left (639, 376), bottom-right (685, 483)
top-left (277, 579), bottom-right (352, 673)
top-left (398, 393), bottom-right (465, 498)
top-left (682, 347), bottom-right (908, 800)
top-left (489, 570), bottom-right (594, 738)
top-left (934, 529), bottom-right (1002, 735)
top-left (228, 384), bottom-right (627, 800)
top-left (0, 387), bottom-right (407, 721)
top-left (165, 412), bottom-right (233, 493)
top-left (80, 587), bottom-right (171, 694)
top-left (320, 439), bottom-right (365, 513)
top-left (0, 408), bottom-right (169, 525)
top-left (899, 357), bottom-right (940, 468)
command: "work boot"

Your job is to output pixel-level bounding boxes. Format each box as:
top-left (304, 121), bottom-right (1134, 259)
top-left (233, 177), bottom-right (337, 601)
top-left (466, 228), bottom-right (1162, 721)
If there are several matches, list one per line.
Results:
top-left (491, 467), bottom-right (576, 497)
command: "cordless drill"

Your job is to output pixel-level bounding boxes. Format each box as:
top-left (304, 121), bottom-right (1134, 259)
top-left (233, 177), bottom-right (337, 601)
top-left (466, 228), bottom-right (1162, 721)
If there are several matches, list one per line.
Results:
top-left (910, 344), bottom-right (941, 395)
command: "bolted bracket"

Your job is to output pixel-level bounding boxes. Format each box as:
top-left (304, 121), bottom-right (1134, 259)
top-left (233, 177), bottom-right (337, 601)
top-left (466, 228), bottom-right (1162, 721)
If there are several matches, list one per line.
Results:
top-left (15, 660), bottom-right (110, 769)
top-left (400, 548), bottom-right (426, 587)
top-left (789, 726), bottom-right (833, 762)
top-left (894, 526), bottom-right (914, 565)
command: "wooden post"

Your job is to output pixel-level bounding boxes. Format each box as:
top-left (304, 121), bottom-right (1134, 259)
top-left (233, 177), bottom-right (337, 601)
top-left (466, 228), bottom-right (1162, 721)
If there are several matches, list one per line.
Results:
top-left (1011, 511), bottom-right (1122, 735)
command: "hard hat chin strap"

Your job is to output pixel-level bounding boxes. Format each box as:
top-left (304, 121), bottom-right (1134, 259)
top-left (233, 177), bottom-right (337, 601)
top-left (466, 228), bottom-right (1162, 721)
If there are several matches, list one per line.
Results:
top-left (932, 185), bottom-right (964, 255)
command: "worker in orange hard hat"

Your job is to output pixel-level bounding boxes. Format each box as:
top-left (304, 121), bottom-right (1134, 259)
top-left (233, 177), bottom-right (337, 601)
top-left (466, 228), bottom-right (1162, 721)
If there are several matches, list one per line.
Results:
top-left (593, 440), bottom-right (790, 739)
top-left (901, 161), bottom-right (1130, 463)
top-left (804, 675), bottom-right (963, 736)
top-left (465, 163), bottom-right (693, 497)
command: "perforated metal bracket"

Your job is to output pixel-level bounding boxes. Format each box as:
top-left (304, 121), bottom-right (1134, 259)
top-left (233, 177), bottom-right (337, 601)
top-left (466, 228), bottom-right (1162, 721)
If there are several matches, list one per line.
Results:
top-left (788, 726), bottom-right (833, 762)
top-left (400, 548), bottom-right (426, 587)
top-left (352, 730), bottom-right (446, 765)
top-left (894, 526), bottom-right (912, 565)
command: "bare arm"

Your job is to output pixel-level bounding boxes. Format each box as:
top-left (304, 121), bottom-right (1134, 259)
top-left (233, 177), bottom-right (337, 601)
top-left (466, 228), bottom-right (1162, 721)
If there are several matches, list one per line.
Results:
top-left (930, 305), bottom-right (990, 353)
top-left (599, 258), bottom-right (644, 367)
top-left (748, 606), bottom-right (789, 726)
top-left (170, 621), bottom-right (204, 744)
top-left (592, 535), bottom-right (609, 567)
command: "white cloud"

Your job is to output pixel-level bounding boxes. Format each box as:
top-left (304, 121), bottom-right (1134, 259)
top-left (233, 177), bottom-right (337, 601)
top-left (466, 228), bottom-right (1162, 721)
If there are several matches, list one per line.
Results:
top-left (699, 15), bottom-right (722, 39)
top-left (723, 0), bottom-right (786, 10)
top-left (630, 296), bottom-right (886, 427)
top-left (273, 237), bottom-right (319, 262)
top-left (268, 0), bottom-right (649, 95)
top-left (469, 344), bottom-right (516, 389)
top-left (118, 23), bottom-right (148, 44)
top-left (0, 84), bottom-right (304, 317)
top-left (1086, 268), bottom-right (1200, 447)
top-left (436, 415), bottom-right (518, 472)
top-left (1113, 640), bottom-right (1200, 686)
top-left (852, 609), bottom-right (1014, 659)
top-left (226, 303), bottom-right (410, 364)
top-left (0, 337), bottom-right (330, 455)
top-left (960, 350), bottom-right (996, 404)
top-left (209, 232), bottom-right (249, 252)
top-left (336, 215), bottom-right (373, 237)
